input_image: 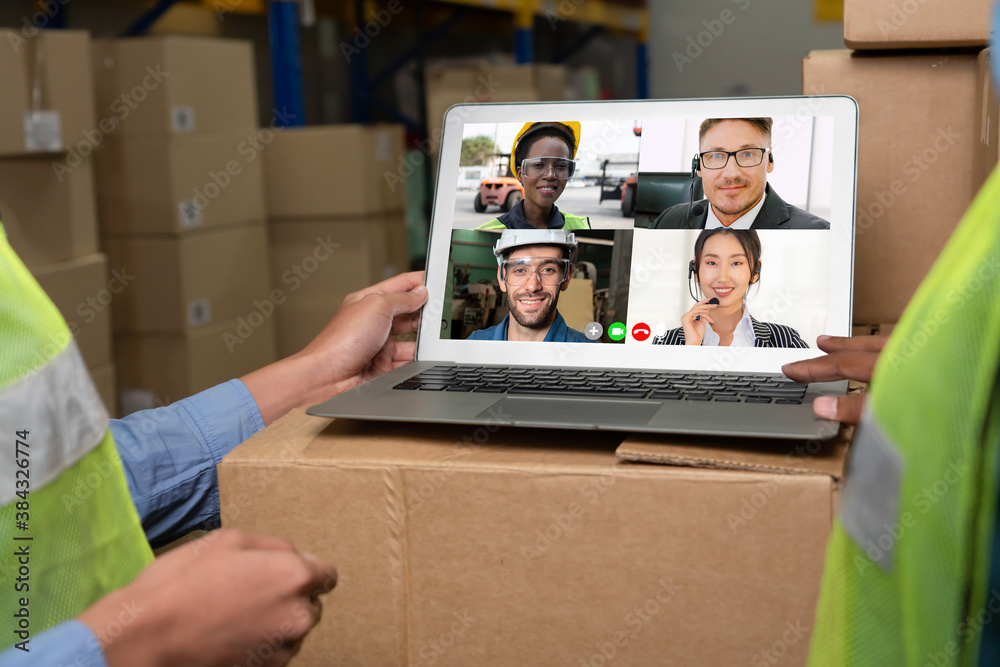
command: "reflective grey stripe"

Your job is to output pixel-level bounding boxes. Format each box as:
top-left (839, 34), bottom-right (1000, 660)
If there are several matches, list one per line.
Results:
top-left (839, 405), bottom-right (905, 572)
top-left (0, 341), bottom-right (109, 505)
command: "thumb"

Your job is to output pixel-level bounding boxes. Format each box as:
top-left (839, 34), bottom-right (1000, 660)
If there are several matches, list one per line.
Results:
top-left (384, 285), bottom-right (428, 317)
top-left (812, 394), bottom-right (865, 425)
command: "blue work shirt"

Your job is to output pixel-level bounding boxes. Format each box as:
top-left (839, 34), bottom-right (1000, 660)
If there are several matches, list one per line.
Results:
top-left (0, 379), bottom-right (265, 667)
top-left (467, 311), bottom-right (594, 343)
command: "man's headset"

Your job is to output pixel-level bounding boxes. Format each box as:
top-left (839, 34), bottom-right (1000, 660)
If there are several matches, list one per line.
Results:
top-left (687, 255), bottom-right (762, 301)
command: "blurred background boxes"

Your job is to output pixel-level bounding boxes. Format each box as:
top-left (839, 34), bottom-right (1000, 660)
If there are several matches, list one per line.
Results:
top-left (424, 62), bottom-right (568, 156)
top-left (116, 316), bottom-right (277, 412)
top-left (30, 253), bottom-right (113, 370)
top-left (268, 214), bottom-right (408, 357)
top-left (102, 220), bottom-right (271, 334)
top-left (95, 132), bottom-right (266, 234)
top-left (803, 49), bottom-right (980, 324)
top-left (263, 124), bottom-right (406, 218)
top-left (0, 29), bottom-right (94, 156)
top-left (0, 155), bottom-right (98, 269)
top-left (91, 35), bottom-right (258, 136)
top-left (844, 0), bottom-right (991, 49)
top-left (89, 362), bottom-right (119, 417)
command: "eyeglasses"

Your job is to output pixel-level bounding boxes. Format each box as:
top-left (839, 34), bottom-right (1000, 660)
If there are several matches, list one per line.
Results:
top-left (699, 148), bottom-right (769, 169)
top-left (520, 157), bottom-right (576, 180)
top-left (501, 257), bottom-right (571, 286)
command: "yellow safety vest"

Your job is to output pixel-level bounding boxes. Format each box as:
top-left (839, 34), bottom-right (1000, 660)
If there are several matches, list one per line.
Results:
top-left (0, 226), bottom-right (153, 651)
top-left (808, 168), bottom-right (1000, 665)
top-left (476, 212), bottom-right (591, 231)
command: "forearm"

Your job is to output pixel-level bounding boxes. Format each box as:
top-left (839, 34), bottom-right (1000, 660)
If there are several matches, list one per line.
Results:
top-left (111, 379), bottom-right (265, 547)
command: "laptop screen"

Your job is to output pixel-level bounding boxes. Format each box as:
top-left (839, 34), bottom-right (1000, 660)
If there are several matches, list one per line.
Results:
top-left (419, 97), bottom-right (857, 373)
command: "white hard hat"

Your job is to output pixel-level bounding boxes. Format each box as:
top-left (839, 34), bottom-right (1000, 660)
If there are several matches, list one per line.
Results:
top-left (492, 229), bottom-right (578, 265)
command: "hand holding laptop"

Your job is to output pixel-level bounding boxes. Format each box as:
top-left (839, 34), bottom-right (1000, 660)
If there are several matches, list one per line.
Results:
top-left (241, 271), bottom-right (428, 425)
top-left (782, 334), bottom-right (889, 424)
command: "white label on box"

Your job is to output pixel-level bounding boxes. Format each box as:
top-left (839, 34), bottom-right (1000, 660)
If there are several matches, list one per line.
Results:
top-left (171, 106), bottom-right (196, 132)
top-left (187, 298), bottom-right (211, 327)
top-left (375, 131), bottom-right (392, 162)
top-left (120, 388), bottom-right (157, 416)
top-left (23, 110), bottom-right (62, 151)
top-left (178, 200), bottom-right (203, 228)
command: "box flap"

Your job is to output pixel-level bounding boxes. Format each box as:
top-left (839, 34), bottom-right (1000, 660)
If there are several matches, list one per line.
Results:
top-left (616, 428), bottom-right (851, 479)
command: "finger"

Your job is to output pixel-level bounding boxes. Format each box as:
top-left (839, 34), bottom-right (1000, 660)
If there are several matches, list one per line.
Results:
top-left (296, 553), bottom-right (339, 597)
top-left (781, 350), bottom-right (880, 383)
top-left (378, 285), bottom-right (429, 319)
top-left (357, 271), bottom-right (425, 299)
top-left (392, 341), bottom-right (416, 363)
top-left (816, 334), bottom-right (889, 354)
top-left (390, 310), bottom-right (421, 335)
top-left (812, 393), bottom-right (866, 425)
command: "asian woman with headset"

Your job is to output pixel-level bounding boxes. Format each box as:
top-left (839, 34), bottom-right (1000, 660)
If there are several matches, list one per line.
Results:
top-left (651, 229), bottom-right (809, 348)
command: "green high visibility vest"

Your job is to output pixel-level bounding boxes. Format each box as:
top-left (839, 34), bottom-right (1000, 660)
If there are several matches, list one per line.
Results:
top-left (807, 168), bottom-right (1000, 665)
top-left (476, 213), bottom-right (591, 230)
top-left (0, 227), bottom-right (153, 650)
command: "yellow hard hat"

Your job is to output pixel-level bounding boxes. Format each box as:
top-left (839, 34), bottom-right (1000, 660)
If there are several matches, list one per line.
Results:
top-left (511, 121), bottom-right (582, 177)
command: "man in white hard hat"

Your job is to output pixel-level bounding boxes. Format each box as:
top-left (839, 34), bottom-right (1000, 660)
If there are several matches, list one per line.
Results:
top-left (468, 229), bottom-right (593, 343)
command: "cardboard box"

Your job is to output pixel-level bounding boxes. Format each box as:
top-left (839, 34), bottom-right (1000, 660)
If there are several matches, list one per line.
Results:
top-left (116, 316), bottom-right (276, 411)
top-left (220, 410), bottom-right (848, 666)
top-left (803, 50), bottom-right (979, 323)
top-left (95, 133), bottom-right (266, 234)
top-left (268, 215), bottom-right (407, 298)
top-left (268, 215), bottom-right (408, 357)
top-left (0, 155), bottom-right (99, 269)
top-left (89, 362), bottom-right (118, 418)
top-left (102, 221), bottom-right (271, 333)
top-left (0, 29), bottom-right (95, 156)
top-left (92, 36), bottom-right (257, 137)
top-left (424, 62), bottom-right (568, 155)
top-left (975, 48), bottom-right (999, 191)
top-left (264, 125), bottom-right (406, 218)
top-left (844, 0), bottom-right (990, 49)
top-left (30, 253), bottom-right (113, 369)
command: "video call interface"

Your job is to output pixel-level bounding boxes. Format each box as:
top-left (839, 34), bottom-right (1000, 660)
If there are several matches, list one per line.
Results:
top-left (441, 114), bottom-right (835, 350)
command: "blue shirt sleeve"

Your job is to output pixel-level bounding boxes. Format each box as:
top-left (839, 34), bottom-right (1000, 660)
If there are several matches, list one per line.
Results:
top-left (0, 620), bottom-right (106, 667)
top-left (111, 379), bottom-right (265, 548)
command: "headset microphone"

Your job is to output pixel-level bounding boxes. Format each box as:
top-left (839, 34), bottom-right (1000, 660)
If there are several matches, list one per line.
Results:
top-left (694, 297), bottom-right (720, 322)
top-left (688, 154), bottom-right (700, 216)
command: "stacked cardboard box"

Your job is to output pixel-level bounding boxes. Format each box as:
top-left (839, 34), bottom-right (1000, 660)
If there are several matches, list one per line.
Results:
top-left (221, 408), bottom-right (849, 666)
top-left (425, 62), bottom-right (569, 155)
top-left (91, 36), bottom-right (275, 412)
top-left (803, 3), bottom-right (993, 325)
top-left (0, 29), bottom-right (117, 413)
top-left (264, 124), bottom-right (409, 357)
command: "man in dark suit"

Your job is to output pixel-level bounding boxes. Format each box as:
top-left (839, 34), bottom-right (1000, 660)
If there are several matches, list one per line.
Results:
top-left (651, 117), bottom-right (830, 230)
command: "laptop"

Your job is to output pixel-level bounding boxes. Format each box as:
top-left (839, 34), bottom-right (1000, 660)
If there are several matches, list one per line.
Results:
top-left (309, 96), bottom-right (858, 440)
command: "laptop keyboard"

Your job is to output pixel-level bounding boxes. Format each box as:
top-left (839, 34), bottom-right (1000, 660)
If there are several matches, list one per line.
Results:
top-left (392, 366), bottom-right (807, 404)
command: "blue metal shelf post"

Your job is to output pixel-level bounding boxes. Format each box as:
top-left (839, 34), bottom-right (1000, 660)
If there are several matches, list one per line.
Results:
top-left (268, 1), bottom-right (306, 127)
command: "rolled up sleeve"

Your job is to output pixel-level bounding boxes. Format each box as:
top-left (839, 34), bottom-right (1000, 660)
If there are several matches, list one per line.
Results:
top-left (110, 379), bottom-right (265, 547)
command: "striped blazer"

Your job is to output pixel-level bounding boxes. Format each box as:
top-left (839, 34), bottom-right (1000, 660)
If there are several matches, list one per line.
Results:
top-left (651, 316), bottom-right (809, 348)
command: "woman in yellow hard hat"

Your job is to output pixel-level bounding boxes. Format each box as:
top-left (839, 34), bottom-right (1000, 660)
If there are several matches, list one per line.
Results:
top-left (477, 121), bottom-right (591, 231)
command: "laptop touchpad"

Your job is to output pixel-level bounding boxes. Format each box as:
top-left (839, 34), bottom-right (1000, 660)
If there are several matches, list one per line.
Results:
top-left (483, 397), bottom-right (660, 427)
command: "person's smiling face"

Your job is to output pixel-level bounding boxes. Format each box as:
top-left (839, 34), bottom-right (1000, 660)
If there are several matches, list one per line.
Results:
top-left (699, 120), bottom-right (773, 223)
top-left (696, 232), bottom-right (756, 308)
top-left (518, 136), bottom-right (572, 209)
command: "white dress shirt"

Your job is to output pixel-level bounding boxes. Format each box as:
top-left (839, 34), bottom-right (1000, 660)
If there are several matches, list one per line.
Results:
top-left (704, 190), bottom-right (767, 230)
top-left (702, 307), bottom-right (757, 347)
